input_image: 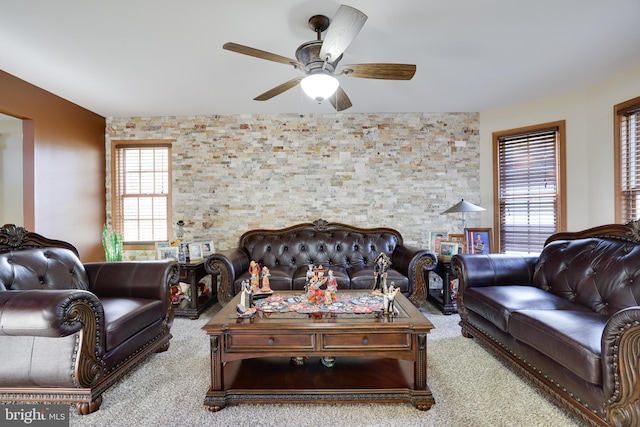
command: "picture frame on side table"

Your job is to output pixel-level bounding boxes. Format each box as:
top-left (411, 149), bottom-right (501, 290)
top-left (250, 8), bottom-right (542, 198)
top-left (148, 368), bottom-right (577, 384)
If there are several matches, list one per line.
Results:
top-left (178, 242), bottom-right (190, 263)
top-left (448, 233), bottom-right (466, 254)
top-left (157, 246), bottom-right (179, 261)
top-left (465, 228), bottom-right (493, 254)
top-left (439, 241), bottom-right (459, 262)
top-left (428, 231), bottom-right (448, 254)
top-left (188, 243), bottom-right (203, 262)
top-left (192, 239), bottom-right (215, 256)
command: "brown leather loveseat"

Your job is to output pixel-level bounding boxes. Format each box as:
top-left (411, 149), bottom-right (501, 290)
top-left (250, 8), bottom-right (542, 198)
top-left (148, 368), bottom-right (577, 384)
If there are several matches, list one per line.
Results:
top-left (206, 219), bottom-right (437, 307)
top-left (452, 221), bottom-right (640, 426)
top-left (0, 224), bottom-right (179, 414)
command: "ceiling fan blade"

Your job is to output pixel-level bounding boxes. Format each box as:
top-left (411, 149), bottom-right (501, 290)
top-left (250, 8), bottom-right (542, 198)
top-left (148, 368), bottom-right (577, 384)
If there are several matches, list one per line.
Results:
top-left (337, 63), bottom-right (417, 80)
top-left (329, 86), bottom-right (352, 111)
top-left (319, 5), bottom-right (367, 62)
top-left (254, 77), bottom-right (304, 101)
top-left (223, 42), bottom-right (302, 68)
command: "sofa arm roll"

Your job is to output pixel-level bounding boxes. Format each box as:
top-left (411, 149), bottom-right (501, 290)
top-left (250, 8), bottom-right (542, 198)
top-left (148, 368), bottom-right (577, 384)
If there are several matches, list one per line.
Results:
top-left (392, 245), bottom-right (437, 307)
top-left (451, 254), bottom-right (538, 290)
top-left (84, 260), bottom-right (179, 303)
top-left (0, 289), bottom-right (104, 338)
top-left (205, 248), bottom-right (250, 306)
top-left (602, 307), bottom-right (640, 425)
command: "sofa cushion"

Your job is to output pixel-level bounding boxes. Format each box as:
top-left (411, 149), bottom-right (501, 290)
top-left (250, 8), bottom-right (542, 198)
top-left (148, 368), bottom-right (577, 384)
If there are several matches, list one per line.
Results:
top-left (349, 267), bottom-right (409, 292)
top-left (101, 297), bottom-right (164, 351)
top-left (509, 309), bottom-right (607, 385)
top-left (463, 285), bottom-right (590, 332)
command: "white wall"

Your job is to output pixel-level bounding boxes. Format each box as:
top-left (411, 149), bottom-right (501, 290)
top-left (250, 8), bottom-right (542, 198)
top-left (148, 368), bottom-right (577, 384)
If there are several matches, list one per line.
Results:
top-left (0, 116), bottom-right (23, 226)
top-left (479, 62), bottom-right (640, 232)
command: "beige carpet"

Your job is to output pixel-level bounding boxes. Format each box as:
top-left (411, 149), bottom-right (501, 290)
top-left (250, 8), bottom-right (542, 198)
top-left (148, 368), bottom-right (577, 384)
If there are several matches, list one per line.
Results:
top-left (68, 301), bottom-right (581, 427)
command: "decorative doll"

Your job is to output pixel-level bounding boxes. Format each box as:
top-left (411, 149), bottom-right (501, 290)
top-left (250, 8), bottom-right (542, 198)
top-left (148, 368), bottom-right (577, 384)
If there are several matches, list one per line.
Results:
top-left (383, 283), bottom-right (400, 316)
top-left (324, 269), bottom-right (338, 305)
top-left (307, 275), bottom-right (325, 304)
top-left (249, 260), bottom-right (261, 293)
top-left (373, 252), bottom-right (392, 293)
top-left (260, 266), bottom-right (272, 293)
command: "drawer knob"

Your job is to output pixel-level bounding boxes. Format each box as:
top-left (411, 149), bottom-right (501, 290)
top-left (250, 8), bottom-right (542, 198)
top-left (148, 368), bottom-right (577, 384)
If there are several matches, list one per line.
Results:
top-left (267, 338), bottom-right (275, 346)
top-left (362, 337), bottom-right (369, 345)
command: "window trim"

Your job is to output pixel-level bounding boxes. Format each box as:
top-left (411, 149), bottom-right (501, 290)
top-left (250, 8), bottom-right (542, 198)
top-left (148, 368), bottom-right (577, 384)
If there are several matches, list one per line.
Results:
top-left (614, 95), bottom-right (640, 223)
top-left (110, 140), bottom-right (172, 247)
top-left (492, 120), bottom-right (567, 253)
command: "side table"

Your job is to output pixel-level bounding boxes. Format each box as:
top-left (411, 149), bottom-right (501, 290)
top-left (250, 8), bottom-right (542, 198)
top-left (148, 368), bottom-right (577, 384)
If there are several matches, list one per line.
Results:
top-left (426, 260), bottom-right (458, 315)
top-left (174, 261), bottom-right (218, 319)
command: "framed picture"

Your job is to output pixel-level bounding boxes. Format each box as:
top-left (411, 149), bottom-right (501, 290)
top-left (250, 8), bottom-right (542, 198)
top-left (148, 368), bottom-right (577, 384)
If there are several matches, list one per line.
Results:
top-left (448, 233), bottom-right (466, 254)
top-left (192, 239), bottom-right (215, 256)
top-left (157, 246), bottom-right (179, 261)
top-left (188, 243), bottom-right (203, 261)
top-left (178, 242), bottom-right (190, 263)
top-left (465, 228), bottom-right (493, 254)
top-left (155, 241), bottom-right (171, 251)
top-left (429, 231), bottom-right (448, 253)
top-left (439, 241), bottom-right (459, 261)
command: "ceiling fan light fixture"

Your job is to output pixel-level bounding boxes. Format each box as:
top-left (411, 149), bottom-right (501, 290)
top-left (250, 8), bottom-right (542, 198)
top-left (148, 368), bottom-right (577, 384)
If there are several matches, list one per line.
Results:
top-left (300, 73), bottom-right (339, 102)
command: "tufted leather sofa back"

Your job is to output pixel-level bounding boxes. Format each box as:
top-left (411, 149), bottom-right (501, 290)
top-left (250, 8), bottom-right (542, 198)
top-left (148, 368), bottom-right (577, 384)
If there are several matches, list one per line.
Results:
top-left (533, 237), bottom-right (640, 316)
top-left (0, 247), bottom-right (89, 292)
top-left (241, 229), bottom-right (400, 270)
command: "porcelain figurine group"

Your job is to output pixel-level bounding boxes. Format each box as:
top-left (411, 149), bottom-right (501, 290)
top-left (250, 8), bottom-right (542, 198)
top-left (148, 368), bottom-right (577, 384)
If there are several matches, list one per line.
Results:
top-left (304, 264), bottom-right (338, 305)
top-left (236, 260), bottom-right (273, 317)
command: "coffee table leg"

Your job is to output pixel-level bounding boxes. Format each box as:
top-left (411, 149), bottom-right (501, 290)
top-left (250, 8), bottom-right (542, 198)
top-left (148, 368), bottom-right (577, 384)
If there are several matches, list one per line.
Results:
top-left (204, 334), bottom-right (226, 411)
top-left (413, 333), bottom-right (435, 410)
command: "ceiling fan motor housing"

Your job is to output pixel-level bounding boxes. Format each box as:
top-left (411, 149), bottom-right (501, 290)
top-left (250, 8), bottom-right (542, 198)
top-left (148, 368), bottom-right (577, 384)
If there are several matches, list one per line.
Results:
top-left (295, 41), bottom-right (342, 75)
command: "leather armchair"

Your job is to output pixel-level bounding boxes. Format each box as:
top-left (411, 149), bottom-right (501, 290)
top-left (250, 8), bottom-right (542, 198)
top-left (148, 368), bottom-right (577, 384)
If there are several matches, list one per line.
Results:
top-left (0, 224), bottom-right (179, 414)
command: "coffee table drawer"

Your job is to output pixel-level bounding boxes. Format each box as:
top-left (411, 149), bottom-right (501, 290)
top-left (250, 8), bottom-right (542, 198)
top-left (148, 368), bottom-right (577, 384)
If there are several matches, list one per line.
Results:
top-left (226, 333), bottom-right (314, 351)
top-left (322, 333), bottom-right (411, 350)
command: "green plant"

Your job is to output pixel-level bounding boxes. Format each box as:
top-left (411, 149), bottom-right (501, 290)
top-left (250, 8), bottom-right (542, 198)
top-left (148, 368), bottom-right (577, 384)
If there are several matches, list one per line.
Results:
top-left (102, 224), bottom-right (123, 261)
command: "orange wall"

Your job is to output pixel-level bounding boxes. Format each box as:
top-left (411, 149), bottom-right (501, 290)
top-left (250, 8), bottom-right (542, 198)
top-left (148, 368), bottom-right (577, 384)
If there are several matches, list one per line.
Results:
top-left (0, 70), bottom-right (106, 261)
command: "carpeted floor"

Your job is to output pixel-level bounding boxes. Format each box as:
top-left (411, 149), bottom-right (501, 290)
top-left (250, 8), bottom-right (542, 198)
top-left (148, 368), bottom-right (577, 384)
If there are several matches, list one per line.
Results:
top-left (68, 301), bottom-right (582, 427)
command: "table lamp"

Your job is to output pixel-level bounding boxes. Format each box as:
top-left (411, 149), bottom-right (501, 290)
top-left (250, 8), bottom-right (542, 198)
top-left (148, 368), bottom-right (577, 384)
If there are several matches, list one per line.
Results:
top-left (441, 199), bottom-right (486, 230)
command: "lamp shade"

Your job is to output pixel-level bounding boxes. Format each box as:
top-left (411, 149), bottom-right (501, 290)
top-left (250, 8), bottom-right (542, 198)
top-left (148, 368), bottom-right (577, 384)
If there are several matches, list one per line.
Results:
top-left (441, 199), bottom-right (486, 214)
top-left (300, 73), bottom-right (339, 102)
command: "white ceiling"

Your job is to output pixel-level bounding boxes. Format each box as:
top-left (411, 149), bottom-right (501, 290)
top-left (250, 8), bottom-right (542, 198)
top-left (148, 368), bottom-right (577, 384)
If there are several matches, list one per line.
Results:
top-left (1, 0), bottom-right (639, 118)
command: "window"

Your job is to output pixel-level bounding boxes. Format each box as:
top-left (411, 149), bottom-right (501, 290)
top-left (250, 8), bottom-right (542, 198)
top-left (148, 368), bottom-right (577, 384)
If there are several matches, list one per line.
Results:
top-left (111, 141), bottom-right (171, 243)
top-left (615, 96), bottom-right (640, 223)
top-left (493, 121), bottom-right (566, 254)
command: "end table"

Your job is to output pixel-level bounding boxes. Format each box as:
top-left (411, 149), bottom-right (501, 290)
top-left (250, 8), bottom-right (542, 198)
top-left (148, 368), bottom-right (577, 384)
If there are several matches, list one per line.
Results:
top-left (174, 261), bottom-right (218, 319)
top-left (426, 260), bottom-right (458, 315)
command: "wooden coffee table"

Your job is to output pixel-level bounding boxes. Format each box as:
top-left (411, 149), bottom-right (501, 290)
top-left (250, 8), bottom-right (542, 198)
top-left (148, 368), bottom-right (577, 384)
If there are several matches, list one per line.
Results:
top-left (202, 291), bottom-right (435, 411)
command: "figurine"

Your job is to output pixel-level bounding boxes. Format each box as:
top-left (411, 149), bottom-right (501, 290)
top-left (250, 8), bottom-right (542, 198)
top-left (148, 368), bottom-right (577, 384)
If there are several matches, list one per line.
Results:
top-left (324, 269), bottom-right (338, 305)
top-left (372, 281), bottom-right (400, 316)
top-left (307, 275), bottom-right (325, 304)
top-left (320, 356), bottom-right (336, 368)
top-left (249, 260), bottom-right (261, 293)
top-left (384, 284), bottom-right (400, 316)
top-left (260, 266), bottom-right (272, 293)
top-left (373, 253), bottom-right (392, 293)
top-left (236, 280), bottom-right (256, 317)
top-left (239, 280), bottom-right (253, 308)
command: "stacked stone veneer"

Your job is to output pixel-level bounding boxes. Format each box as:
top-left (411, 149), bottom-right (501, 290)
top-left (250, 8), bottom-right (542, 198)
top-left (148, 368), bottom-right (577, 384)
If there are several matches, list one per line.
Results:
top-left (106, 112), bottom-right (479, 260)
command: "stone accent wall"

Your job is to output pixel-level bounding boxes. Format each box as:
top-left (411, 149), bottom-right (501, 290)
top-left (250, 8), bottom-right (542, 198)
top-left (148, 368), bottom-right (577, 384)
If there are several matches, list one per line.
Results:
top-left (106, 112), bottom-right (479, 259)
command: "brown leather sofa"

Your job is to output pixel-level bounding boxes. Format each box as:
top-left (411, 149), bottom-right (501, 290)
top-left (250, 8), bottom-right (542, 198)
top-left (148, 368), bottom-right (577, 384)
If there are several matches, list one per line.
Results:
top-left (205, 219), bottom-right (437, 307)
top-left (452, 221), bottom-right (640, 427)
top-left (0, 224), bottom-right (179, 414)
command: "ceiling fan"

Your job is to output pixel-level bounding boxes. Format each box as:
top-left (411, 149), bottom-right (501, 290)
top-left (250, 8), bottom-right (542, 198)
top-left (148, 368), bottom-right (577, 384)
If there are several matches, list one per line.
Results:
top-left (223, 4), bottom-right (416, 111)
